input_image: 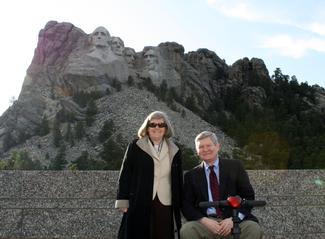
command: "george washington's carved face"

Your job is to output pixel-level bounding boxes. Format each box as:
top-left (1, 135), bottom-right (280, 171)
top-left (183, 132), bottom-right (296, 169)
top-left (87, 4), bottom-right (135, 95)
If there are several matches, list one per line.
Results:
top-left (91, 27), bottom-right (110, 47)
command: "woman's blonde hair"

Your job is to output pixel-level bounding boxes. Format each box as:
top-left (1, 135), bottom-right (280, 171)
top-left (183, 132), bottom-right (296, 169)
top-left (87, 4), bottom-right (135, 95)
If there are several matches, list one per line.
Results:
top-left (138, 111), bottom-right (174, 139)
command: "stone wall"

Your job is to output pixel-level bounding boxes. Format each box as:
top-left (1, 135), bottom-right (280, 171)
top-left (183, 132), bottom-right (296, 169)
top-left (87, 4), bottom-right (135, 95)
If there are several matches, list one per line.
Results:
top-left (0, 170), bottom-right (324, 239)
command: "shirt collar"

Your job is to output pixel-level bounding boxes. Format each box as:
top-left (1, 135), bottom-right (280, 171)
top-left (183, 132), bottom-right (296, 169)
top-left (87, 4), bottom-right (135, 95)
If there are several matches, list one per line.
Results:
top-left (203, 157), bottom-right (219, 171)
top-left (203, 156), bottom-right (219, 171)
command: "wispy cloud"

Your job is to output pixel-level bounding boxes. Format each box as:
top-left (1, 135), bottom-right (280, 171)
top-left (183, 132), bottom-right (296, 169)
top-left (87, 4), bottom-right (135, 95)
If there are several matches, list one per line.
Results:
top-left (307, 22), bottom-right (325, 36)
top-left (206, 0), bottom-right (289, 24)
top-left (260, 34), bottom-right (325, 58)
top-left (207, 0), bottom-right (262, 21)
top-left (207, 0), bottom-right (325, 37)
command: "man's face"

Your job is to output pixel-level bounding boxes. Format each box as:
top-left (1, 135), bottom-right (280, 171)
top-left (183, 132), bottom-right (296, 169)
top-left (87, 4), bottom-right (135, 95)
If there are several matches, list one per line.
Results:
top-left (91, 27), bottom-right (109, 47)
top-left (111, 37), bottom-right (124, 56)
top-left (196, 137), bottom-right (220, 164)
top-left (144, 49), bottom-right (158, 70)
top-left (124, 49), bottom-right (135, 66)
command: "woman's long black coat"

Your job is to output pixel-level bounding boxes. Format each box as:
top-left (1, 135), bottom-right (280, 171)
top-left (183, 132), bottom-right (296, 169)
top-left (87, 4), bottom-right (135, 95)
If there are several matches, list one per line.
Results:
top-left (116, 138), bottom-right (183, 239)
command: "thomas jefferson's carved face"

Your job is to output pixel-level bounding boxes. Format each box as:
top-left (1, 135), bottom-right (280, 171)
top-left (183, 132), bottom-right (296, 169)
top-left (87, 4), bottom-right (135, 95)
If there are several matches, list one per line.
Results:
top-left (111, 37), bottom-right (124, 56)
top-left (91, 27), bottom-right (110, 47)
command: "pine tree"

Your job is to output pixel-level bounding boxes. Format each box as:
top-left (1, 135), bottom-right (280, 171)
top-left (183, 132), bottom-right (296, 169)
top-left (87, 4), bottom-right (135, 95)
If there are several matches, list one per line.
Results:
top-left (10, 150), bottom-right (42, 170)
top-left (75, 121), bottom-right (85, 140)
top-left (70, 151), bottom-right (105, 170)
top-left (99, 138), bottom-right (124, 169)
top-left (85, 99), bottom-right (98, 126)
top-left (52, 119), bottom-right (62, 147)
top-left (49, 145), bottom-right (67, 170)
top-left (38, 116), bottom-right (50, 136)
top-left (64, 123), bottom-right (74, 146)
top-left (3, 132), bottom-right (16, 151)
top-left (98, 120), bottom-right (114, 143)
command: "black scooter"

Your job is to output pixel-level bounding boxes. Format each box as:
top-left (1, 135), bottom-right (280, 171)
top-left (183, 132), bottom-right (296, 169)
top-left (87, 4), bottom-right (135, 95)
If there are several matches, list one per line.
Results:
top-left (199, 196), bottom-right (266, 239)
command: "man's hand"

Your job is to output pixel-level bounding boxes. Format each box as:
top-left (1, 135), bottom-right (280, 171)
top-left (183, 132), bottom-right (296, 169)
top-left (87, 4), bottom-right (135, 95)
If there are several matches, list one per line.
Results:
top-left (200, 217), bottom-right (234, 236)
top-left (199, 217), bottom-right (222, 235)
top-left (218, 218), bottom-right (233, 236)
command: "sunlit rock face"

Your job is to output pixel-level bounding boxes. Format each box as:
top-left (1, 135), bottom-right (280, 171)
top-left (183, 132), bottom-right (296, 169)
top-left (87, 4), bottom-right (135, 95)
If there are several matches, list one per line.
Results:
top-left (1, 20), bottom-right (323, 160)
top-left (0, 21), bottom-right (236, 156)
top-left (64, 26), bottom-right (129, 86)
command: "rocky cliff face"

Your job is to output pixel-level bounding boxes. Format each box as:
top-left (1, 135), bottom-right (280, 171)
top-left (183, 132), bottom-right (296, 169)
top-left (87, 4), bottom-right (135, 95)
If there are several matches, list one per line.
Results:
top-left (0, 21), bottom-right (324, 167)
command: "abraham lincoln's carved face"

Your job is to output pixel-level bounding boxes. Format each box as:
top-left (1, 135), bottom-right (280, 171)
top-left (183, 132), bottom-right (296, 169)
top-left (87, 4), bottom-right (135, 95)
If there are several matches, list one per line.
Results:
top-left (144, 49), bottom-right (158, 70)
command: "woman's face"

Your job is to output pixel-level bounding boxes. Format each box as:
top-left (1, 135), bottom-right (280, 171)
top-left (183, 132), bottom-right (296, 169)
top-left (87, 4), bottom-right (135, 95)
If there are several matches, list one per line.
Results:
top-left (147, 118), bottom-right (167, 142)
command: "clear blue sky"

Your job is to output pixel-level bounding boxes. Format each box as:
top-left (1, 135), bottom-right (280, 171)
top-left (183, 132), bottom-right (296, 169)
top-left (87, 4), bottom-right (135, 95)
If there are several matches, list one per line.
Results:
top-left (1, 0), bottom-right (324, 115)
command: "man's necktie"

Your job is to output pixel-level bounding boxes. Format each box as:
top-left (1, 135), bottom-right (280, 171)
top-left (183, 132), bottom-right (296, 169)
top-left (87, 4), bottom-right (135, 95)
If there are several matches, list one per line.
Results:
top-left (209, 165), bottom-right (222, 216)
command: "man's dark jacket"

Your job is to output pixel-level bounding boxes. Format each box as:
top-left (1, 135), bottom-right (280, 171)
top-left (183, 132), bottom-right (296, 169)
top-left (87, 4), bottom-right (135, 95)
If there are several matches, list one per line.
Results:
top-left (182, 159), bottom-right (258, 222)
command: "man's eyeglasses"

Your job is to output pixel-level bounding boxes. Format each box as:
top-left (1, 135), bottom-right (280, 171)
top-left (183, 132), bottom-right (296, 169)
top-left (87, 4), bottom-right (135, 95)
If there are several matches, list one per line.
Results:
top-left (148, 122), bottom-right (167, 128)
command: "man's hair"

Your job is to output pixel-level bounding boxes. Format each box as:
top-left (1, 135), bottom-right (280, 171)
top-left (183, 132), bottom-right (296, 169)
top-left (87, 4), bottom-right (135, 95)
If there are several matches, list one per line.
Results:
top-left (195, 131), bottom-right (219, 148)
top-left (138, 111), bottom-right (174, 139)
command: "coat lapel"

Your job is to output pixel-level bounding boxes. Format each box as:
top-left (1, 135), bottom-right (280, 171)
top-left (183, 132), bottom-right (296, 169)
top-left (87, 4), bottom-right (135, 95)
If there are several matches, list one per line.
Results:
top-left (136, 137), bottom-right (156, 159)
top-left (136, 137), bottom-right (177, 162)
top-left (197, 162), bottom-right (209, 201)
top-left (218, 158), bottom-right (227, 199)
top-left (166, 138), bottom-right (179, 162)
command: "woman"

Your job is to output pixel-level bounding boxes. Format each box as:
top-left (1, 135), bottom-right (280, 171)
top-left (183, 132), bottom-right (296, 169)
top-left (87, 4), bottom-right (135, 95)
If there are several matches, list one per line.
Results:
top-left (115, 111), bottom-right (183, 239)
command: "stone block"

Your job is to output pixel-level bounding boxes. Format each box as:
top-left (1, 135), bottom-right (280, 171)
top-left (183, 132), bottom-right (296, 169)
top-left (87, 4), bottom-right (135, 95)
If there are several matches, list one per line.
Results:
top-left (0, 209), bottom-right (22, 238)
top-left (0, 170), bottom-right (323, 238)
top-left (295, 206), bottom-right (325, 233)
top-left (22, 208), bottom-right (122, 238)
top-left (0, 171), bottom-right (22, 198)
top-left (21, 171), bottom-right (117, 199)
top-left (0, 198), bottom-right (115, 209)
top-left (255, 206), bottom-right (297, 235)
top-left (248, 170), bottom-right (297, 196)
top-left (294, 170), bottom-right (325, 196)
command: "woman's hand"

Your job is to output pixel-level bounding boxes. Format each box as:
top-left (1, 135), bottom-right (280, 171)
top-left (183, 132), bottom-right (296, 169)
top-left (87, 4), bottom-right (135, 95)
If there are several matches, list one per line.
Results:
top-left (119, 207), bottom-right (128, 213)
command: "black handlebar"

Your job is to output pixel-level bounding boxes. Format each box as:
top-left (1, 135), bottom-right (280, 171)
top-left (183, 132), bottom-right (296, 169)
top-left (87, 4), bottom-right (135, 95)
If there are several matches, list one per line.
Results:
top-left (199, 199), bottom-right (266, 208)
top-left (242, 200), bottom-right (266, 207)
top-left (199, 196), bottom-right (266, 239)
top-left (199, 200), bottom-right (228, 208)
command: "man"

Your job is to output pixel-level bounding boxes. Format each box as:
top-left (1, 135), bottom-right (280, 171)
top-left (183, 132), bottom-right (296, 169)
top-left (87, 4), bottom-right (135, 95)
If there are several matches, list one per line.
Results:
top-left (86, 26), bottom-right (117, 62)
top-left (110, 36), bottom-right (125, 56)
top-left (90, 26), bottom-right (110, 48)
top-left (124, 47), bottom-right (136, 67)
top-left (143, 47), bottom-right (158, 71)
top-left (181, 131), bottom-right (262, 239)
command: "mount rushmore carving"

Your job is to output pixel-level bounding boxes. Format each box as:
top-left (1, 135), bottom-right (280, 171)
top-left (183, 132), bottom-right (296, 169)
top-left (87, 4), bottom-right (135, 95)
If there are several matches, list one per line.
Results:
top-left (0, 20), bottom-right (277, 156)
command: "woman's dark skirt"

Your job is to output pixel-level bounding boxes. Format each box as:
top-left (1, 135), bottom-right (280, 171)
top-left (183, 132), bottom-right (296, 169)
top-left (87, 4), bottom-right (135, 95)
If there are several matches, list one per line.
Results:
top-left (150, 195), bottom-right (174, 239)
